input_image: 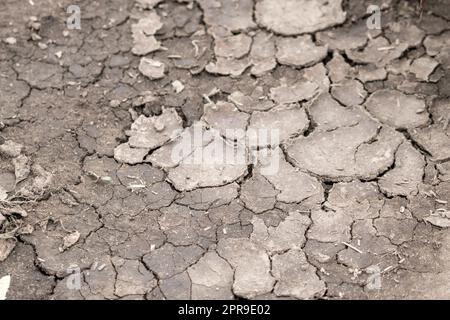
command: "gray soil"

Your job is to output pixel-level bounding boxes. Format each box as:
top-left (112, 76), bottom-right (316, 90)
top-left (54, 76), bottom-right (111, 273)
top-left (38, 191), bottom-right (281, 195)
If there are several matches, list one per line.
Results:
top-left (0, 0), bottom-right (450, 300)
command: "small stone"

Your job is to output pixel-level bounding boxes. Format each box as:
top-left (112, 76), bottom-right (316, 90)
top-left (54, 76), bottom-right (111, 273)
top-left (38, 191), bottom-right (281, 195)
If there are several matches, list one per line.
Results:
top-left (4, 37), bottom-right (16, 45)
top-left (109, 99), bottom-right (120, 108)
top-left (31, 33), bottom-right (41, 41)
top-left (29, 21), bottom-right (40, 30)
top-left (38, 42), bottom-right (47, 50)
top-left (172, 80), bottom-right (185, 94)
top-left (139, 58), bottom-right (165, 80)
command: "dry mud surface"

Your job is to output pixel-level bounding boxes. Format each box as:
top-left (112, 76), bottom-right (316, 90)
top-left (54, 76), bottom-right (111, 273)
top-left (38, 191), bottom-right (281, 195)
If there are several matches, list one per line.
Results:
top-left (0, 0), bottom-right (450, 300)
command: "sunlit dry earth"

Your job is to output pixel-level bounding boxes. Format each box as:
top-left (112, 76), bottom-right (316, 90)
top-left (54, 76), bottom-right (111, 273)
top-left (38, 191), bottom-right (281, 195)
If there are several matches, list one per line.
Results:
top-left (0, 0), bottom-right (449, 300)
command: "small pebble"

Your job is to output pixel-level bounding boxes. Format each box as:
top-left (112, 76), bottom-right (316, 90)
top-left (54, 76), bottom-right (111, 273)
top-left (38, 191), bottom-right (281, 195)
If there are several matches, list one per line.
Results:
top-left (4, 37), bottom-right (16, 45)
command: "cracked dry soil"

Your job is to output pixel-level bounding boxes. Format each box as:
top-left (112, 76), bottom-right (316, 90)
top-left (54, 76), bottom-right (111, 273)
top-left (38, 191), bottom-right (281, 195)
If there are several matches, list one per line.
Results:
top-left (0, 0), bottom-right (450, 300)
